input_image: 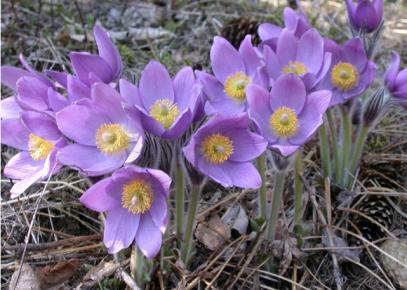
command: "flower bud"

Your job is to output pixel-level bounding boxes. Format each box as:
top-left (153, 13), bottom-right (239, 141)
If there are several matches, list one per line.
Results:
top-left (345, 0), bottom-right (383, 33)
top-left (363, 87), bottom-right (385, 127)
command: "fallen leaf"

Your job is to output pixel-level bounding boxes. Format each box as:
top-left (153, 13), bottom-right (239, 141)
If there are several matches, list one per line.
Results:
top-left (9, 264), bottom-right (41, 290)
top-left (37, 259), bottom-right (80, 289)
top-left (195, 215), bottom-right (231, 251)
top-left (322, 229), bottom-right (361, 262)
top-left (222, 204), bottom-right (249, 236)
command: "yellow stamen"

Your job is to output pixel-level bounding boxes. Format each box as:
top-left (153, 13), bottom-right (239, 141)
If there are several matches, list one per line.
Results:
top-left (201, 133), bottom-right (234, 164)
top-left (224, 72), bottom-right (251, 102)
top-left (269, 106), bottom-right (299, 138)
top-left (122, 180), bottom-right (153, 214)
top-left (28, 134), bottom-right (54, 161)
top-left (331, 62), bottom-right (359, 91)
top-left (95, 124), bottom-right (129, 155)
top-left (149, 99), bottom-right (180, 129)
top-left (282, 61), bottom-right (308, 76)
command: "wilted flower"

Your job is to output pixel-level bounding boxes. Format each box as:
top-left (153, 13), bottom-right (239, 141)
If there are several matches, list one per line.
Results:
top-left (247, 74), bottom-right (331, 156)
top-left (56, 82), bottom-right (144, 176)
top-left (183, 113), bottom-right (267, 188)
top-left (263, 28), bottom-right (331, 90)
top-left (345, 0), bottom-right (383, 33)
top-left (120, 61), bottom-right (202, 139)
top-left (1, 112), bottom-right (66, 197)
top-left (80, 166), bottom-right (171, 257)
top-left (384, 52), bottom-right (407, 107)
top-left (197, 36), bottom-right (267, 116)
top-left (318, 38), bottom-right (376, 106)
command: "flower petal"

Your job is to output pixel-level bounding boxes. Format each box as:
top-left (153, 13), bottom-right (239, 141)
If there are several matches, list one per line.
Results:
top-left (4, 152), bottom-right (43, 180)
top-left (80, 177), bottom-right (121, 212)
top-left (94, 25), bottom-right (122, 79)
top-left (1, 66), bottom-right (32, 91)
top-left (119, 79), bottom-right (142, 106)
top-left (16, 77), bottom-right (50, 111)
top-left (384, 51), bottom-right (400, 91)
top-left (21, 111), bottom-right (61, 141)
top-left (135, 213), bottom-right (162, 259)
top-left (239, 35), bottom-right (262, 77)
top-left (219, 161), bottom-right (262, 189)
top-left (270, 74), bottom-right (306, 113)
top-left (1, 118), bottom-right (30, 150)
top-left (258, 23), bottom-right (282, 41)
top-left (150, 192), bottom-right (168, 233)
top-left (1, 97), bottom-right (21, 120)
top-left (67, 75), bottom-right (91, 102)
top-left (227, 130), bottom-right (267, 162)
top-left (173, 67), bottom-right (195, 111)
top-left (69, 52), bottom-right (113, 84)
top-left (296, 28), bottom-right (324, 74)
top-left (276, 29), bottom-right (298, 68)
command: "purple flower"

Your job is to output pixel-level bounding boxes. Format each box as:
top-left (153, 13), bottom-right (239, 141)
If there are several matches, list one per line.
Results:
top-left (68, 25), bottom-right (122, 86)
top-left (1, 112), bottom-right (66, 197)
top-left (183, 114), bottom-right (267, 188)
top-left (317, 38), bottom-right (376, 106)
top-left (258, 7), bottom-right (311, 45)
top-left (56, 82), bottom-right (144, 176)
top-left (197, 36), bottom-right (267, 116)
top-left (120, 61), bottom-right (202, 139)
top-left (345, 0), bottom-right (383, 33)
top-left (247, 74), bottom-right (332, 156)
top-left (384, 52), bottom-right (407, 107)
top-left (80, 166), bottom-right (171, 257)
top-left (264, 28), bottom-right (331, 90)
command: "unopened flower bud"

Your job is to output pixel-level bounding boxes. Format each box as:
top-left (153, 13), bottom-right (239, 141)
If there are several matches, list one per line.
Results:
top-left (363, 87), bottom-right (385, 127)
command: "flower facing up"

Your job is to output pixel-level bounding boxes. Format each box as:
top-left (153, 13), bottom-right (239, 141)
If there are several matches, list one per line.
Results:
top-left (67, 25), bottom-right (122, 86)
top-left (56, 82), bottom-right (144, 176)
top-left (247, 74), bottom-right (332, 156)
top-left (80, 166), bottom-right (171, 257)
top-left (263, 28), bottom-right (331, 90)
top-left (384, 52), bottom-right (407, 107)
top-left (197, 36), bottom-right (267, 116)
top-left (183, 114), bottom-right (267, 188)
top-left (318, 38), bottom-right (376, 106)
top-left (1, 112), bottom-right (66, 197)
top-left (119, 61), bottom-right (202, 139)
top-left (345, 0), bottom-right (383, 33)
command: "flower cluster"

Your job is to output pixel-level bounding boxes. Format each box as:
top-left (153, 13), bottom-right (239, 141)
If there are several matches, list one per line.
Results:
top-left (1, 0), bottom-right (404, 262)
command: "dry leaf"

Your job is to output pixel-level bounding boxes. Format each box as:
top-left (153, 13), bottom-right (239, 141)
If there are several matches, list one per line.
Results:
top-left (9, 264), bottom-right (41, 290)
top-left (322, 229), bottom-right (361, 262)
top-left (195, 215), bottom-right (231, 251)
top-left (37, 259), bottom-right (80, 289)
top-left (222, 204), bottom-right (249, 235)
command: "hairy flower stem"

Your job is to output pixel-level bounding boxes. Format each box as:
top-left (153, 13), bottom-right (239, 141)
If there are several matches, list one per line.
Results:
top-left (257, 154), bottom-right (267, 220)
top-left (326, 110), bottom-right (340, 181)
top-left (346, 125), bottom-right (369, 187)
top-left (132, 243), bottom-right (144, 287)
top-left (294, 150), bottom-right (303, 239)
top-left (318, 122), bottom-right (331, 178)
top-left (267, 171), bottom-right (286, 241)
top-left (340, 109), bottom-right (352, 186)
top-left (181, 183), bottom-right (201, 264)
top-left (175, 160), bottom-right (184, 245)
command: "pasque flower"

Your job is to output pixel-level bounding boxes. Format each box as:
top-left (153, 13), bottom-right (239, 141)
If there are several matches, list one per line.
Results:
top-left (1, 112), bottom-right (66, 197)
top-left (317, 38), bottom-right (376, 106)
top-left (80, 166), bottom-right (171, 257)
top-left (247, 74), bottom-right (331, 156)
top-left (197, 36), bottom-right (267, 115)
top-left (183, 114), bottom-right (267, 188)
top-left (263, 28), bottom-right (331, 90)
top-left (345, 0), bottom-right (383, 33)
top-left (119, 61), bottom-right (202, 139)
top-left (384, 51), bottom-right (407, 107)
top-left (56, 82), bottom-right (144, 176)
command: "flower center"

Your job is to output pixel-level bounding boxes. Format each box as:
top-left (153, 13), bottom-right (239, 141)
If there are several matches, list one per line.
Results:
top-left (282, 61), bottom-right (308, 76)
top-left (269, 106), bottom-right (299, 138)
top-left (201, 133), bottom-right (234, 164)
top-left (149, 99), bottom-right (180, 129)
top-left (224, 72), bottom-right (251, 102)
top-left (95, 123), bottom-right (129, 155)
top-left (28, 134), bottom-right (54, 161)
top-left (122, 179), bottom-right (153, 214)
top-left (331, 62), bottom-right (359, 91)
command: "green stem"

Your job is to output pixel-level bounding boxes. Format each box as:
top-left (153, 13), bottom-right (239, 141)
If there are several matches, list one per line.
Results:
top-left (340, 109), bottom-right (352, 186)
top-left (347, 125), bottom-right (369, 187)
top-left (326, 110), bottom-right (340, 182)
top-left (175, 161), bottom-right (184, 245)
top-left (318, 122), bottom-right (331, 178)
top-left (257, 154), bottom-right (267, 220)
top-left (294, 150), bottom-right (303, 238)
top-left (133, 244), bottom-right (144, 287)
top-left (181, 183), bottom-right (201, 263)
top-left (267, 171), bottom-right (286, 241)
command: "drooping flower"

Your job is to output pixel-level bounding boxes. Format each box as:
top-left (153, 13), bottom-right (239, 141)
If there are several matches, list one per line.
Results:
top-left (120, 61), bottom-right (202, 139)
top-left (197, 35), bottom-right (267, 116)
top-left (247, 74), bottom-right (332, 156)
top-left (317, 38), bottom-right (376, 106)
top-left (183, 114), bottom-right (267, 188)
top-left (80, 166), bottom-right (171, 257)
top-left (1, 112), bottom-right (66, 197)
top-left (345, 0), bottom-right (383, 33)
top-left (384, 52), bottom-right (407, 107)
top-left (258, 7), bottom-right (311, 46)
top-left (56, 82), bottom-right (144, 176)
top-left (263, 28), bottom-right (331, 90)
